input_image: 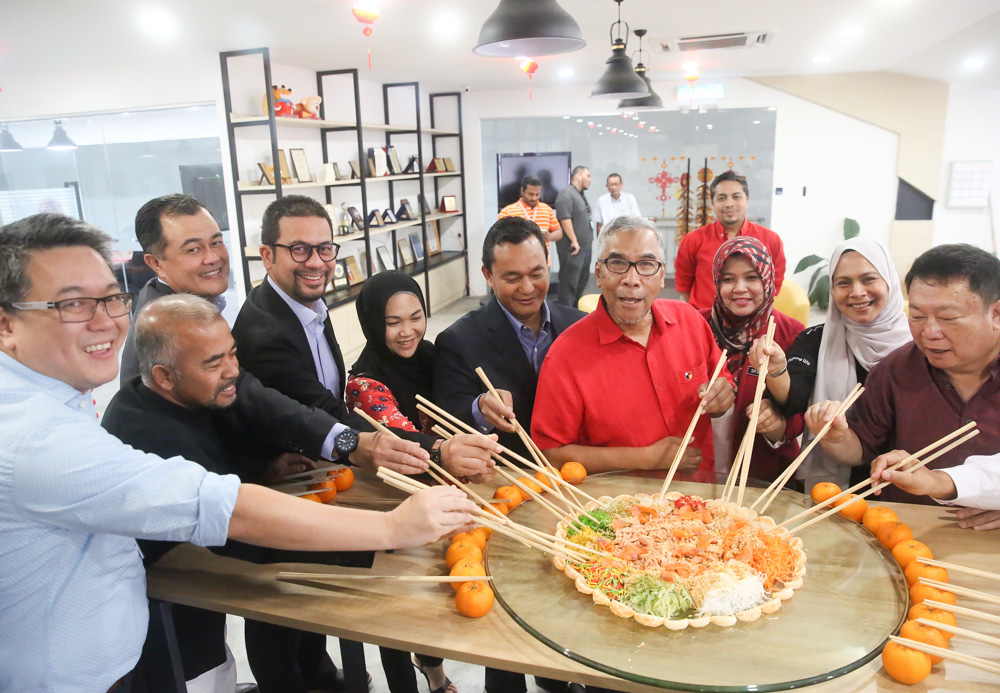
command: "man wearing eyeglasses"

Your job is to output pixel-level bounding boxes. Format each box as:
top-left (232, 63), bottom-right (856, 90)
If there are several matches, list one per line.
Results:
top-left (532, 215), bottom-right (736, 477)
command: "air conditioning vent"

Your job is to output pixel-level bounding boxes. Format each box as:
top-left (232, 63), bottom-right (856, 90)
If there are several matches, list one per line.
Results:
top-left (660, 31), bottom-right (773, 52)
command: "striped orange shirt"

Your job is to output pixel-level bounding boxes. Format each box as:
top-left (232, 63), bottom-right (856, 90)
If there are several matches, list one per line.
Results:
top-left (498, 200), bottom-right (561, 232)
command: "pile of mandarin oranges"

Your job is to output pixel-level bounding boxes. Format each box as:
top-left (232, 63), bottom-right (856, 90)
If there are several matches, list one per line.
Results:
top-left (445, 461), bottom-right (587, 618)
top-left (810, 482), bottom-right (954, 685)
top-left (300, 467), bottom-right (355, 503)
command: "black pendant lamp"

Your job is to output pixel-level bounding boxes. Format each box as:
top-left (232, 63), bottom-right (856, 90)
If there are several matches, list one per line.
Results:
top-left (0, 124), bottom-right (23, 152)
top-left (591, 0), bottom-right (649, 99)
top-left (474, 0), bottom-right (585, 57)
top-left (618, 30), bottom-right (664, 110)
top-left (47, 120), bottom-right (77, 151)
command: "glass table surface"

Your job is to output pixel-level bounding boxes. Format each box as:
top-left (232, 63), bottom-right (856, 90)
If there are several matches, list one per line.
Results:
top-left (485, 472), bottom-right (908, 692)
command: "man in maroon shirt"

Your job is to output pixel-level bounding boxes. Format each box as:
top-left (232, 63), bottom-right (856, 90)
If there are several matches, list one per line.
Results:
top-left (674, 171), bottom-right (786, 310)
top-left (533, 215), bottom-right (735, 476)
top-left (808, 244), bottom-right (1000, 527)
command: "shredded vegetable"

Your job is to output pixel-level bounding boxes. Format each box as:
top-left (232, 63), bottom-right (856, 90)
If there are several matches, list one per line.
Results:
top-left (566, 509), bottom-right (614, 539)
top-left (624, 574), bottom-right (692, 618)
top-left (576, 560), bottom-right (633, 601)
top-left (748, 530), bottom-right (798, 590)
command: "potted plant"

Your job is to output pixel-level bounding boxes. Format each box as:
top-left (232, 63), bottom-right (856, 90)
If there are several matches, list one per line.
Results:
top-left (793, 218), bottom-right (860, 310)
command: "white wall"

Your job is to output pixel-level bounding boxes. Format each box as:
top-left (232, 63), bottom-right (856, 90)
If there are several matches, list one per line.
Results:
top-left (462, 78), bottom-right (900, 295)
top-left (934, 82), bottom-right (1000, 251)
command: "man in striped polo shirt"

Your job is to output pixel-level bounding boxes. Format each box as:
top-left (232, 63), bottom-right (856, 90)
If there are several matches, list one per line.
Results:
top-left (498, 175), bottom-right (563, 244)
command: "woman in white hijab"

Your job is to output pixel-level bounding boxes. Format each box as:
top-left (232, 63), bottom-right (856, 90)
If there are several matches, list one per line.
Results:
top-left (749, 237), bottom-right (912, 490)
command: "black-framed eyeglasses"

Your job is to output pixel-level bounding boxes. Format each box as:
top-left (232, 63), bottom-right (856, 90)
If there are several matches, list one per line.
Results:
top-left (271, 241), bottom-right (340, 263)
top-left (11, 292), bottom-right (133, 323)
top-left (599, 257), bottom-right (664, 276)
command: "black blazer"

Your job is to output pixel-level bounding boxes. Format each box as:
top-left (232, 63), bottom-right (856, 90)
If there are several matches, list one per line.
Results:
top-left (433, 297), bottom-right (585, 458)
top-left (232, 278), bottom-right (350, 420)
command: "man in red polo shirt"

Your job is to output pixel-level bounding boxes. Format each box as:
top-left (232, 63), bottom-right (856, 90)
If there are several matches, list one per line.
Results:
top-left (675, 171), bottom-right (786, 310)
top-left (532, 215), bottom-right (735, 476)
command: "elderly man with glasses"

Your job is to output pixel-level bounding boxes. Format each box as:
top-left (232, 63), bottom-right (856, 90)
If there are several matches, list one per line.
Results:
top-left (531, 215), bottom-right (736, 477)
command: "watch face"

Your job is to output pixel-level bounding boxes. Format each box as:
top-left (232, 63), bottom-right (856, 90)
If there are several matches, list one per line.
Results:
top-left (336, 429), bottom-right (359, 455)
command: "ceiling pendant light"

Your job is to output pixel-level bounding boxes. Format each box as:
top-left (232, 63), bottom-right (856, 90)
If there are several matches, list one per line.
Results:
top-left (591, 0), bottom-right (649, 100)
top-left (474, 0), bottom-right (585, 57)
top-left (618, 29), bottom-right (664, 111)
top-left (0, 124), bottom-right (24, 152)
top-left (47, 120), bottom-right (78, 151)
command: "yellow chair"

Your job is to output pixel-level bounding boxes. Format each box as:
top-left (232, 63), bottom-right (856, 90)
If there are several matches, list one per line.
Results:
top-left (774, 279), bottom-right (810, 325)
top-left (577, 294), bottom-right (600, 313)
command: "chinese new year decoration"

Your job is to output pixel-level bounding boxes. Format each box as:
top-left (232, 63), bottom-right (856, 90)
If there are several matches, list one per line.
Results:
top-left (520, 58), bottom-right (538, 100)
top-left (352, 2), bottom-right (380, 69)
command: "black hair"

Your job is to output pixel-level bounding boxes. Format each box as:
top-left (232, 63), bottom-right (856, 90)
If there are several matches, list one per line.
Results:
top-left (482, 216), bottom-right (548, 270)
top-left (607, 173), bottom-right (622, 183)
top-left (521, 175), bottom-right (542, 190)
top-left (0, 213), bottom-right (112, 311)
top-left (905, 243), bottom-right (1000, 306)
top-left (710, 170), bottom-right (749, 199)
top-left (261, 195), bottom-right (333, 245)
top-left (571, 165), bottom-right (589, 181)
top-left (134, 194), bottom-right (209, 257)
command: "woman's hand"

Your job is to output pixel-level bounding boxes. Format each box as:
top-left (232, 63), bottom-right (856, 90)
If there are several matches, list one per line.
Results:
top-left (751, 400), bottom-right (787, 442)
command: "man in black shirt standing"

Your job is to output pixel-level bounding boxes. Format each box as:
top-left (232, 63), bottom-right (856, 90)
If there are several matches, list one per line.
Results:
top-left (554, 165), bottom-right (593, 307)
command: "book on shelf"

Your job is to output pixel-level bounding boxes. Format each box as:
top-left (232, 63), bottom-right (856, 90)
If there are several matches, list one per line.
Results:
top-left (426, 158), bottom-right (447, 173)
top-left (443, 157), bottom-right (456, 172)
top-left (368, 147), bottom-right (388, 177)
top-left (386, 146), bottom-right (403, 175)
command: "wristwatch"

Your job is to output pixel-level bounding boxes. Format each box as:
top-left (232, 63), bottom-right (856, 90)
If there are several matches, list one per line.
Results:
top-left (334, 428), bottom-right (360, 459)
top-left (429, 445), bottom-right (443, 466)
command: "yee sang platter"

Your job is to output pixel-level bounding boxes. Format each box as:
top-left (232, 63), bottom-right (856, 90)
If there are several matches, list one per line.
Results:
top-left (553, 492), bottom-right (806, 629)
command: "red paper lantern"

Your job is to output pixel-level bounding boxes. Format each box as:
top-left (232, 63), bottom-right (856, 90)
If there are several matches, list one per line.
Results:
top-left (520, 58), bottom-right (538, 99)
top-left (353, 2), bottom-right (380, 68)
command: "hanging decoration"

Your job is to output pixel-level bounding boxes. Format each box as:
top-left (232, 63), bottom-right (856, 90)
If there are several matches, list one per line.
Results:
top-left (520, 58), bottom-right (539, 99)
top-left (352, 2), bottom-right (380, 69)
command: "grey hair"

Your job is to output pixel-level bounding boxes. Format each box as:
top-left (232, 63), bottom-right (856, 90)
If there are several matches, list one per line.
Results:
top-left (0, 214), bottom-right (113, 313)
top-left (595, 215), bottom-right (666, 261)
top-left (135, 294), bottom-right (223, 386)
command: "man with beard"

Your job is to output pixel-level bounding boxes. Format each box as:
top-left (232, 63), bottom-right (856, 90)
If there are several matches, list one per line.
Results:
top-left (554, 165), bottom-right (594, 307)
top-left (674, 171), bottom-right (786, 310)
top-left (532, 215), bottom-right (735, 476)
top-left (498, 175), bottom-right (563, 245)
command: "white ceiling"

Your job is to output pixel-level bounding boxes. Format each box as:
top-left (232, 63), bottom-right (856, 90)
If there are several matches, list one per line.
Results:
top-left (1, 0), bottom-right (998, 94)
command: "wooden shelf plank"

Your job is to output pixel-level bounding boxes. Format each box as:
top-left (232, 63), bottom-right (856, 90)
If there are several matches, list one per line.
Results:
top-left (229, 114), bottom-right (428, 133)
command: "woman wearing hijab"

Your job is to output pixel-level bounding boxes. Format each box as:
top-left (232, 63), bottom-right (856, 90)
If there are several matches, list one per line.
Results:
top-left (347, 271), bottom-right (498, 693)
top-left (751, 237), bottom-right (911, 490)
top-left (700, 237), bottom-right (805, 482)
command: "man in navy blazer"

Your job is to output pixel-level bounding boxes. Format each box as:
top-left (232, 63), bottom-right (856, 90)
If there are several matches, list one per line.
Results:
top-left (433, 216), bottom-right (587, 693)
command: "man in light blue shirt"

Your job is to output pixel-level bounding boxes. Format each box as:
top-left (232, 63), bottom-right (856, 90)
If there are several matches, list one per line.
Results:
top-left (0, 213), bottom-right (477, 692)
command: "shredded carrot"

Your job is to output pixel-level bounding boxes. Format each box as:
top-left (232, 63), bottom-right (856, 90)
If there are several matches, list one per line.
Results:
top-left (749, 530), bottom-right (798, 590)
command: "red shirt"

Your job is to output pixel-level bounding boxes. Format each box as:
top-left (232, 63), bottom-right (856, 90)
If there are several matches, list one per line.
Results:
top-left (532, 299), bottom-right (733, 474)
top-left (848, 343), bottom-right (1000, 505)
top-left (699, 308), bottom-right (805, 482)
top-left (675, 220), bottom-right (787, 310)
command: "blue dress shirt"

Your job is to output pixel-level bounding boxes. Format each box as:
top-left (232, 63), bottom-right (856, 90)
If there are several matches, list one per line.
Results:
top-left (471, 300), bottom-right (554, 431)
top-left (0, 352), bottom-right (241, 692)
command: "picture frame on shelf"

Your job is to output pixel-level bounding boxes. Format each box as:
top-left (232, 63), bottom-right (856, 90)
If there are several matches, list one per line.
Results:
top-left (382, 208), bottom-right (397, 224)
top-left (368, 147), bottom-right (388, 177)
top-left (403, 155), bottom-right (418, 174)
top-left (376, 245), bottom-right (395, 272)
top-left (349, 161), bottom-right (362, 179)
top-left (347, 206), bottom-right (365, 230)
top-left (277, 150), bottom-right (293, 183)
top-left (289, 149), bottom-right (312, 183)
top-left (439, 195), bottom-right (458, 212)
top-left (417, 194), bottom-right (431, 215)
top-left (318, 163), bottom-right (337, 184)
top-left (426, 222), bottom-right (441, 256)
top-left (426, 158), bottom-right (446, 173)
top-left (345, 256), bottom-right (365, 286)
top-left (409, 231), bottom-right (425, 262)
top-left (258, 163), bottom-right (276, 185)
top-left (443, 157), bottom-right (456, 173)
top-left (333, 259), bottom-right (349, 289)
top-left (386, 146), bottom-right (402, 175)
top-left (358, 250), bottom-right (369, 276)
top-left (366, 209), bottom-right (383, 227)
top-left (396, 199), bottom-right (411, 220)
top-left (333, 163), bottom-right (344, 180)
top-left (397, 238), bottom-right (415, 266)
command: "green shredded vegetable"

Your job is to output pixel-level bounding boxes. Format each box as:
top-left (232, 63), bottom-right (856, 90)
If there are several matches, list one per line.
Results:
top-left (624, 574), bottom-right (693, 619)
top-left (566, 509), bottom-right (614, 538)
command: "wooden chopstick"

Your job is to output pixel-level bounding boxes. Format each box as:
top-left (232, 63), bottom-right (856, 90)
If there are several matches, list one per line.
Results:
top-left (659, 349), bottom-right (728, 498)
top-left (784, 429), bottom-right (979, 534)
top-left (278, 572), bottom-right (494, 583)
top-left (916, 618), bottom-right (1000, 649)
top-left (919, 577), bottom-right (1000, 608)
top-left (736, 319), bottom-right (776, 508)
top-left (917, 556), bottom-right (1000, 584)
top-left (887, 636), bottom-right (1000, 676)
top-left (924, 599), bottom-right (1000, 627)
top-left (281, 463), bottom-right (347, 481)
top-left (752, 383), bottom-right (865, 513)
top-left (774, 421), bottom-right (978, 527)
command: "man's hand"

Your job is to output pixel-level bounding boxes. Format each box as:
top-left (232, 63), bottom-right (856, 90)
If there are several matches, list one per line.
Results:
top-left (388, 485), bottom-right (479, 548)
top-left (752, 400), bottom-right (786, 442)
top-left (804, 400), bottom-right (848, 442)
top-left (699, 377), bottom-right (734, 416)
top-left (478, 389), bottom-right (517, 433)
top-left (265, 452), bottom-right (318, 484)
top-left (569, 239), bottom-right (581, 256)
top-left (647, 436), bottom-right (702, 472)
top-left (954, 507), bottom-right (1000, 531)
top-left (351, 431), bottom-right (429, 475)
top-left (440, 433), bottom-right (501, 481)
top-left (870, 449), bottom-right (957, 499)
